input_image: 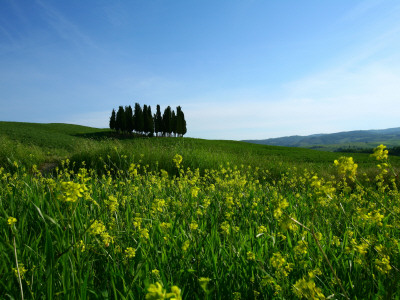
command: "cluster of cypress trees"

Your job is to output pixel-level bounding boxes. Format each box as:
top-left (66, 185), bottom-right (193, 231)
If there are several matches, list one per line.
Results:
top-left (109, 103), bottom-right (187, 137)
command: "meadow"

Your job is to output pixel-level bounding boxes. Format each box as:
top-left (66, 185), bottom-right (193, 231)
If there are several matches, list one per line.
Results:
top-left (1, 122), bottom-right (400, 299)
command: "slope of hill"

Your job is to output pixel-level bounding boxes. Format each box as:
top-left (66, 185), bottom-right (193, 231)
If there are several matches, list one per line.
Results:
top-left (0, 121), bottom-right (111, 149)
top-left (1, 121), bottom-right (399, 179)
top-left (243, 127), bottom-right (400, 151)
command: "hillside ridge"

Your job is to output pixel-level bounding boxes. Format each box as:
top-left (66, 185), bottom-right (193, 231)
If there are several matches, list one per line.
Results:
top-left (243, 127), bottom-right (400, 150)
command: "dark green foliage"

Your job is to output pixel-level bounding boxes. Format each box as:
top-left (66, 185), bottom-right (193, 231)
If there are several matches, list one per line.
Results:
top-left (110, 103), bottom-right (186, 137)
top-left (162, 106), bottom-right (172, 137)
top-left (125, 105), bottom-right (134, 133)
top-left (115, 106), bottom-right (125, 132)
top-left (147, 105), bottom-right (154, 136)
top-left (171, 110), bottom-right (177, 137)
top-left (154, 105), bottom-right (162, 137)
top-left (182, 117), bottom-right (187, 136)
top-left (143, 104), bottom-right (149, 135)
top-left (134, 103), bottom-right (144, 134)
top-left (388, 146), bottom-right (400, 156)
top-left (176, 106), bottom-right (187, 137)
top-left (109, 109), bottom-right (116, 130)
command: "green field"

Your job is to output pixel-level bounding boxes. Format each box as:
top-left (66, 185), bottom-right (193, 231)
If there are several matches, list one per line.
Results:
top-left (1, 121), bottom-right (398, 180)
top-left (1, 122), bottom-right (400, 299)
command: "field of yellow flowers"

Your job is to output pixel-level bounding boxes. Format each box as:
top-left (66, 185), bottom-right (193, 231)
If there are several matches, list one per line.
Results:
top-left (1, 145), bottom-right (399, 299)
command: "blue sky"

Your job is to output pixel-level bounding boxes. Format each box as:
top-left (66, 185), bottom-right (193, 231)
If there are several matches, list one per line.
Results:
top-left (1, 0), bottom-right (400, 140)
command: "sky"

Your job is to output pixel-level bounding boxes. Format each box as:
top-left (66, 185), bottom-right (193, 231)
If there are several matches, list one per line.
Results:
top-left (1, 0), bottom-right (400, 140)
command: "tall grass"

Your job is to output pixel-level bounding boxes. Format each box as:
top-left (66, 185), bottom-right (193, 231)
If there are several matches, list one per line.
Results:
top-left (1, 147), bottom-right (400, 299)
top-left (1, 122), bottom-right (400, 298)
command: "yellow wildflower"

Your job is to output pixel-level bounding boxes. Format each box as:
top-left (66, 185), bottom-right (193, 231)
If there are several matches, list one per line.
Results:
top-left (308, 268), bottom-right (322, 279)
top-left (160, 222), bottom-right (172, 231)
top-left (233, 292), bottom-right (241, 300)
top-left (140, 228), bottom-right (150, 240)
top-left (101, 232), bottom-right (114, 247)
top-left (105, 195), bottom-right (119, 213)
top-left (270, 252), bottom-right (293, 278)
top-left (146, 282), bottom-right (182, 300)
top-left (294, 240), bottom-right (308, 256)
top-left (334, 156), bottom-right (358, 181)
top-left (78, 240), bottom-right (85, 252)
top-left (199, 277), bottom-right (211, 292)
top-left (89, 220), bottom-right (106, 235)
top-left (182, 240), bottom-right (190, 252)
top-left (375, 255), bottom-right (392, 274)
top-left (332, 236), bottom-right (340, 247)
top-left (314, 232), bottom-right (323, 241)
top-left (191, 186), bottom-right (200, 198)
top-left (146, 282), bottom-right (166, 299)
top-left (371, 144), bottom-right (388, 161)
top-left (190, 221), bottom-right (198, 231)
top-left (173, 154), bottom-right (183, 168)
top-left (8, 217), bottom-right (17, 226)
top-left (167, 286), bottom-right (182, 300)
top-left (58, 181), bottom-right (86, 203)
top-left (293, 277), bottom-right (325, 299)
top-left (12, 263), bottom-right (28, 279)
top-left (125, 247), bottom-right (136, 259)
top-left (220, 221), bottom-right (230, 235)
top-left (247, 251), bottom-right (256, 261)
top-left (257, 225), bottom-right (267, 235)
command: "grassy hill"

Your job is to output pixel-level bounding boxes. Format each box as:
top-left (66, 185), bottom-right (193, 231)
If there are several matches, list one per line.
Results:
top-left (0, 121), bottom-right (111, 149)
top-left (243, 127), bottom-right (400, 151)
top-left (1, 121), bottom-right (398, 180)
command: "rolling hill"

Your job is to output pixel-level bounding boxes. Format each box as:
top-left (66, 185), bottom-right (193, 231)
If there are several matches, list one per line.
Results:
top-left (243, 127), bottom-right (400, 151)
top-left (2, 121), bottom-right (397, 179)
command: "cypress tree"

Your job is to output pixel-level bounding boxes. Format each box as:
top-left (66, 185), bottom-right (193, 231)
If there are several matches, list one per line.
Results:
top-left (109, 109), bottom-right (116, 131)
top-left (162, 106), bottom-right (172, 137)
top-left (116, 106), bottom-right (125, 132)
top-left (154, 105), bottom-right (162, 137)
top-left (143, 104), bottom-right (149, 135)
top-left (147, 105), bottom-right (154, 137)
top-left (153, 112), bottom-right (158, 136)
top-left (182, 111), bottom-right (187, 136)
top-left (171, 110), bottom-right (177, 137)
top-left (122, 107), bottom-right (128, 132)
top-left (110, 104), bottom-right (184, 136)
top-left (126, 105), bottom-right (134, 133)
top-left (134, 103), bottom-right (144, 134)
top-left (176, 106), bottom-right (183, 137)
top-left (176, 106), bottom-right (187, 137)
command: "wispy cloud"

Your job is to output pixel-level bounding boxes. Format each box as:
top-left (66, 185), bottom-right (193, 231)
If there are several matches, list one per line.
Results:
top-left (98, 2), bottom-right (130, 28)
top-left (36, 0), bottom-right (98, 50)
top-left (0, 24), bottom-right (16, 44)
top-left (338, 0), bottom-right (384, 24)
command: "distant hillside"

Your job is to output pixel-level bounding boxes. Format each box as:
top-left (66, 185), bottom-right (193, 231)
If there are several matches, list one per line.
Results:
top-left (243, 127), bottom-right (400, 151)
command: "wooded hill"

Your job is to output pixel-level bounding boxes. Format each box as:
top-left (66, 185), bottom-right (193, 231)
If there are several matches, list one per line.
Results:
top-left (243, 127), bottom-right (400, 152)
